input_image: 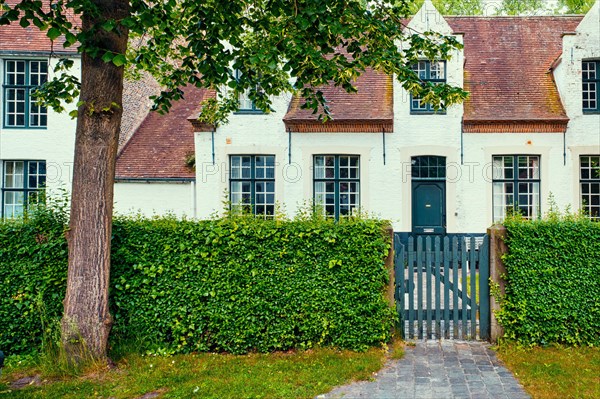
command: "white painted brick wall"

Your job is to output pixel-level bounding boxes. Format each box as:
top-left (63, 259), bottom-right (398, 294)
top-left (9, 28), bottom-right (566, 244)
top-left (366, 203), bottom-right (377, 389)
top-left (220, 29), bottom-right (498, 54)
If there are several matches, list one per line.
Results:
top-left (114, 182), bottom-right (195, 218)
top-left (0, 56), bottom-right (79, 202)
top-left (193, 3), bottom-right (600, 233)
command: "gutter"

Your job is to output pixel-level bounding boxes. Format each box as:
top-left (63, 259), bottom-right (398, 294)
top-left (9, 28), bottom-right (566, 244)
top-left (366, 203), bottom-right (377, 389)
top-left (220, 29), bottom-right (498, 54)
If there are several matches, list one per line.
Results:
top-left (0, 50), bottom-right (79, 57)
top-left (115, 177), bottom-right (195, 184)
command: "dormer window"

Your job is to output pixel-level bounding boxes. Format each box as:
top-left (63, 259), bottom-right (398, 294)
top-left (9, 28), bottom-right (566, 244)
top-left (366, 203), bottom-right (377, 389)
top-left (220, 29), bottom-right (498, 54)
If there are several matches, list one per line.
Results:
top-left (234, 69), bottom-right (263, 114)
top-left (3, 60), bottom-right (48, 128)
top-left (583, 60), bottom-right (599, 113)
top-left (410, 61), bottom-right (446, 114)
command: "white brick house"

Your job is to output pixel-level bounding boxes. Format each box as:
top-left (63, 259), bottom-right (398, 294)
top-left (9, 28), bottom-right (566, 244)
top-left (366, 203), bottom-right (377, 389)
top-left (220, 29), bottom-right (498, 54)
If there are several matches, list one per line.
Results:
top-left (0, 25), bottom-right (79, 217)
top-left (2, 1), bottom-right (599, 234)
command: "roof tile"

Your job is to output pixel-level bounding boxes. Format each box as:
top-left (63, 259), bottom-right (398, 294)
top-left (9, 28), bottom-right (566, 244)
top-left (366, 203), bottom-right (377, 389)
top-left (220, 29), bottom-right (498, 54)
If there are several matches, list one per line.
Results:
top-left (283, 69), bottom-right (394, 132)
top-left (447, 16), bottom-right (583, 127)
top-left (0, 0), bottom-right (79, 54)
top-left (116, 86), bottom-right (215, 179)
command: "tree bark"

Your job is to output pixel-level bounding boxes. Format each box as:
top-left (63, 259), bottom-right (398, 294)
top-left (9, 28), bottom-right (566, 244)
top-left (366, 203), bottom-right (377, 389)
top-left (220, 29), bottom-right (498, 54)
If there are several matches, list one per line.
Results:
top-left (61, 0), bottom-right (129, 363)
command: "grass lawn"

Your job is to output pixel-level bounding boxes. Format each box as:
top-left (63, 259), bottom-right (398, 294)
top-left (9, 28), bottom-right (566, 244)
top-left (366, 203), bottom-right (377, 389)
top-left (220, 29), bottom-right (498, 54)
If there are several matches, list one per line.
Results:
top-left (496, 343), bottom-right (600, 399)
top-left (0, 343), bottom-right (399, 399)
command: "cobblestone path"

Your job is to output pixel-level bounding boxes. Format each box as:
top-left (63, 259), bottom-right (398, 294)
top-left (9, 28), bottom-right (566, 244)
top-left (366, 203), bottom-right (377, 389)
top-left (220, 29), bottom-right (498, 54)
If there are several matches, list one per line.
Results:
top-left (316, 340), bottom-right (529, 399)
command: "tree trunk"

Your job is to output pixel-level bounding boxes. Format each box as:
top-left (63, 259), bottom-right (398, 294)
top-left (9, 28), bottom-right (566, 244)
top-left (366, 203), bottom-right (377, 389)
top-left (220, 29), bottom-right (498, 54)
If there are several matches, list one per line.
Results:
top-left (61, 0), bottom-right (129, 363)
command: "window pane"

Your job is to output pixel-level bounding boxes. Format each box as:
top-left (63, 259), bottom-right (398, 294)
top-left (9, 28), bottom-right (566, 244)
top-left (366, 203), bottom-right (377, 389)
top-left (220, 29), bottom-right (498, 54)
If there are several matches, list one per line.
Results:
top-left (493, 182), bottom-right (513, 222)
top-left (255, 155), bottom-right (275, 179)
top-left (4, 161), bottom-right (24, 188)
top-left (430, 61), bottom-right (445, 80)
top-left (412, 156), bottom-right (445, 179)
top-left (517, 156), bottom-right (539, 180)
top-left (580, 155), bottom-right (600, 220)
top-left (4, 191), bottom-right (25, 218)
top-left (314, 156), bottom-right (335, 179)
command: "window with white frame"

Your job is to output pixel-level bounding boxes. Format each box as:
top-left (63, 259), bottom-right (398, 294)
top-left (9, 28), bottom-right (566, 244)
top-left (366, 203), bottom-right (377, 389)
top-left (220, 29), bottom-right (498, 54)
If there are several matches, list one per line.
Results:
top-left (229, 155), bottom-right (275, 217)
top-left (3, 60), bottom-right (48, 128)
top-left (492, 155), bottom-right (540, 222)
top-left (2, 160), bottom-right (46, 218)
top-left (410, 60), bottom-right (446, 114)
top-left (582, 60), bottom-right (600, 113)
top-left (314, 155), bottom-right (360, 219)
top-left (580, 155), bottom-right (600, 220)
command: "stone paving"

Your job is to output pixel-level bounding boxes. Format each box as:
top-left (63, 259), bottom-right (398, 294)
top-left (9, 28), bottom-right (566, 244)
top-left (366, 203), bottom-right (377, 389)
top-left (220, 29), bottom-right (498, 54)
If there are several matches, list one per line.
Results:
top-left (316, 340), bottom-right (530, 399)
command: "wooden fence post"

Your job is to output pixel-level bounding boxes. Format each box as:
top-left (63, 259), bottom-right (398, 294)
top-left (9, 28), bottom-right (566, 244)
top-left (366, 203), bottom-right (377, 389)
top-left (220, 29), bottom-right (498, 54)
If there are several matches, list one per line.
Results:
top-left (487, 225), bottom-right (508, 343)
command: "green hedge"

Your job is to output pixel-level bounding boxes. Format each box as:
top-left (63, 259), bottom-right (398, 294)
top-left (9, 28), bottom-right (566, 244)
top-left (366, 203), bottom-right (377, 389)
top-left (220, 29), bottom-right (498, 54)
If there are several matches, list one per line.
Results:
top-left (0, 206), bottom-right (69, 355)
top-left (499, 215), bottom-right (600, 346)
top-left (0, 208), bottom-right (394, 355)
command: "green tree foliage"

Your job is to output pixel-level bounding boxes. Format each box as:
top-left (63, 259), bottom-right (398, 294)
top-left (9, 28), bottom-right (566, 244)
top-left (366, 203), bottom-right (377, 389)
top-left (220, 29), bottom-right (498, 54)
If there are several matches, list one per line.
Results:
top-left (498, 0), bottom-right (544, 15)
top-left (558, 0), bottom-right (596, 13)
top-left (0, 0), bottom-right (468, 123)
top-left (406, 0), bottom-right (484, 15)
top-left (0, 0), bottom-right (466, 361)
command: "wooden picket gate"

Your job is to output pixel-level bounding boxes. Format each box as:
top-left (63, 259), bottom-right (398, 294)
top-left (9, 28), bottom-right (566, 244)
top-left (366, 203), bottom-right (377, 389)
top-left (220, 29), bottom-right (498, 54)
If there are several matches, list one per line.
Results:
top-left (394, 234), bottom-right (491, 341)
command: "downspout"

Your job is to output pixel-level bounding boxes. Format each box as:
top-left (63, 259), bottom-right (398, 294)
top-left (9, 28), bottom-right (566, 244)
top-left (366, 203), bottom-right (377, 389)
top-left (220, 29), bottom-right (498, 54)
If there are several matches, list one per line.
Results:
top-left (382, 127), bottom-right (386, 165)
top-left (191, 180), bottom-right (197, 219)
top-left (211, 127), bottom-right (216, 165)
top-left (460, 117), bottom-right (464, 165)
top-left (563, 128), bottom-right (566, 166)
top-left (288, 127), bottom-right (292, 164)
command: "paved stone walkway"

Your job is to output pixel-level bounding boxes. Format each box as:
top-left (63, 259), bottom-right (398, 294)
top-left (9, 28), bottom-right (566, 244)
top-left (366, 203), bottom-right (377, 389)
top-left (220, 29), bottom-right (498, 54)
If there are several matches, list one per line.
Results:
top-left (317, 341), bottom-right (530, 399)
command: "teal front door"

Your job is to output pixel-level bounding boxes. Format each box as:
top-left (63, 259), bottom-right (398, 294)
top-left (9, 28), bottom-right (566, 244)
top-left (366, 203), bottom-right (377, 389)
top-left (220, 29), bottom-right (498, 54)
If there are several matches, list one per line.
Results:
top-left (410, 155), bottom-right (447, 236)
top-left (412, 181), bottom-right (446, 235)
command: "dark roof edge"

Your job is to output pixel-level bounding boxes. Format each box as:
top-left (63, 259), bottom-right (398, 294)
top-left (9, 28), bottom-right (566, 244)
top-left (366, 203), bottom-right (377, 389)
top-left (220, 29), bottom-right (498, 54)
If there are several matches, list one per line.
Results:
top-left (0, 50), bottom-right (79, 57)
top-left (115, 177), bottom-right (195, 183)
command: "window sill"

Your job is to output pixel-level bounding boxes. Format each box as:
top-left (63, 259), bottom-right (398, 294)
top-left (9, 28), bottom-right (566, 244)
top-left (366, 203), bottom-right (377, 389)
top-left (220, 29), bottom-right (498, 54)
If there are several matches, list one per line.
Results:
top-left (582, 110), bottom-right (600, 115)
top-left (410, 111), bottom-right (447, 115)
top-left (2, 126), bottom-right (48, 130)
top-left (233, 110), bottom-right (265, 115)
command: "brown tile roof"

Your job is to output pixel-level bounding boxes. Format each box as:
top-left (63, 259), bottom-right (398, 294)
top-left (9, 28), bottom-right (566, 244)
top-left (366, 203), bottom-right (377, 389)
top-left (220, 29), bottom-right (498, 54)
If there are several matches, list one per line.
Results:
top-left (447, 16), bottom-right (583, 133)
top-left (0, 0), bottom-right (79, 54)
top-left (116, 86), bottom-right (215, 180)
top-left (283, 68), bottom-right (394, 133)
top-left (119, 72), bottom-right (162, 151)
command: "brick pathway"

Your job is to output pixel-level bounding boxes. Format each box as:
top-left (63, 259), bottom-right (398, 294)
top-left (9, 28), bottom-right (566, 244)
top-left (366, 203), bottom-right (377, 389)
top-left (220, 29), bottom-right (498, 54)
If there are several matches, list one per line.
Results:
top-left (316, 341), bottom-right (529, 399)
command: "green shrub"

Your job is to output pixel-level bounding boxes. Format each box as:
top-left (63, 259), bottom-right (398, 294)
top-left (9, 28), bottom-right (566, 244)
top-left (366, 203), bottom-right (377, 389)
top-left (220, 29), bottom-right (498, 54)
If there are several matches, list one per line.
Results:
top-left (0, 204), bottom-right (69, 355)
top-left (110, 216), bottom-right (394, 354)
top-left (498, 213), bottom-right (600, 346)
top-left (0, 207), bottom-right (394, 355)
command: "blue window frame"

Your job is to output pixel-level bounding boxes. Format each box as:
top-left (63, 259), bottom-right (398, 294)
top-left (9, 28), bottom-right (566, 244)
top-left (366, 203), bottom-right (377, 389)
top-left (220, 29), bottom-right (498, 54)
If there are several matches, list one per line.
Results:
top-left (580, 155), bottom-right (600, 220)
top-left (583, 60), bottom-right (600, 114)
top-left (492, 155), bottom-right (540, 222)
top-left (233, 69), bottom-right (263, 114)
top-left (2, 160), bottom-right (46, 218)
top-left (410, 60), bottom-right (446, 114)
top-left (229, 155), bottom-right (275, 217)
top-left (3, 60), bottom-right (48, 128)
top-left (313, 155), bottom-right (360, 219)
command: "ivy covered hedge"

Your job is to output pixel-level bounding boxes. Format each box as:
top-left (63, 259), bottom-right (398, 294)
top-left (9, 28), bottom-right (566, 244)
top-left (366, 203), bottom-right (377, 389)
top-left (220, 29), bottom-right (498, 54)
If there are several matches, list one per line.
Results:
top-left (0, 207), bottom-right (394, 355)
top-left (499, 215), bottom-right (600, 346)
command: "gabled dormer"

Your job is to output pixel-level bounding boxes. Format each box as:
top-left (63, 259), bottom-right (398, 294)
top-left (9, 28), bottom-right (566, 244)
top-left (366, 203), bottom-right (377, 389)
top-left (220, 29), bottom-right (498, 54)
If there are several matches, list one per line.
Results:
top-left (554, 0), bottom-right (600, 120)
top-left (398, 1), bottom-right (464, 118)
